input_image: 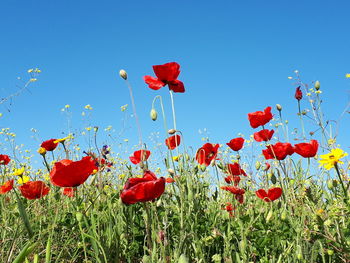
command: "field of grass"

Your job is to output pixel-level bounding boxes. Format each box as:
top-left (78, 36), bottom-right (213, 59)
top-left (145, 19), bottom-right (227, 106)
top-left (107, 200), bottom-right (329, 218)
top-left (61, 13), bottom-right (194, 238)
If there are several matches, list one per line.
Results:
top-left (0, 64), bottom-right (349, 263)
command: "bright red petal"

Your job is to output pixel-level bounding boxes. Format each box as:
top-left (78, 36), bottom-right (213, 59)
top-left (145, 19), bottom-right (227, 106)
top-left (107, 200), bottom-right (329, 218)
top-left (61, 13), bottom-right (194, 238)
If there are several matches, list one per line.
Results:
top-left (144, 76), bottom-right (165, 90)
top-left (267, 187), bottom-right (282, 201)
top-left (168, 80), bottom-right (185, 93)
top-left (153, 62), bottom-right (180, 82)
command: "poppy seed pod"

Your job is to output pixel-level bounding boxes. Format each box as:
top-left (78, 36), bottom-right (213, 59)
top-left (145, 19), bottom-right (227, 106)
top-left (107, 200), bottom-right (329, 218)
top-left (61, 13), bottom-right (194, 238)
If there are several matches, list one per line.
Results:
top-left (168, 129), bottom-right (176, 134)
top-left (119, 69), bottom-right (127, 80)
top-left (150, 109), bottom-right (157, 121)
top-left (276, 104), bottom-right (282, 111)
top-left (314, 80), bottom-right (320, 90)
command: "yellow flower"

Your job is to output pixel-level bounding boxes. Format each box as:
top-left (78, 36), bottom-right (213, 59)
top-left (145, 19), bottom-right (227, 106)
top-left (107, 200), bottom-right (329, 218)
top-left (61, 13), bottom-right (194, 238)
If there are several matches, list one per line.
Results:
top-left (316, 209), bottom-right (324, 216)
top-left (119, 173), bottom-right (126, 179)
top-left (120, 104), bottom-right (128, 112)
top-left (14, 167), bottom-right (25, 177)
top-left (319, 148), bottom-right (348, 170)
top-left (65, 104), bottom-right (70, 108)
top-left (84, 104), bottom-right (93, 110)
top-left (54, 136), bottom-right (70, 144)
top-left (43, 173), bottom-right (50, 181)
top-left (173, 155), bottom-right (180, 162)
top-left (17, 176), bottom-right (30, 184)
top-left (37, 147), bottom-right (47, 155)
top-left (346, 73), bottom-right (350, 78)
top-left (29, 78), bottom-right (37, 82)
top-left (328, 138), bottom-right (336, 146)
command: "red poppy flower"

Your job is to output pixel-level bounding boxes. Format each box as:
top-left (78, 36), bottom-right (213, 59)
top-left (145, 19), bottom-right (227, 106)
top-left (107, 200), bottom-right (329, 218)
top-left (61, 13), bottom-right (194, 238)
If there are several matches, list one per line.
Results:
top-left (165, 135), bottom-right (181, 150)
top-left (144, 62), bottom-right (185, 93)
top-left (120, 170), bottom-right (165, 205)
top-left (295, 86), bottom-right (302, 101)
top-left (226, 137), bottom-right (244, 151)
top-left (223, 202), bottom-right (235, 217)
top-left (50, 156), bottom-right (97, 187)
top-left (41, 139), bottom-right (58, 151)
top-left (227, 163), bottom-right (247, 176)
top-left (195, 143), bottom-right (220, 166)
top-left (19, 181), bottom-right (50, 200)
top-left (221, 186), bottom-right (245, 204)
top-left (224, 175), bottom-right (240, 186)
top-left (248, 107), bottom-right (273, 129)
top-left (0, 154), bottom-right (11, 165)
top-left (262, 142), bottom-right (294, 160)
top-left (264, 162), bottom-right (271, 171)
top-left (294, 140), bottom-right (319, 158)
top-left (253, 129), bottom-right (274, 142)
top-left (166, 177), bottom-right (175, 183)
top-left (256, 187), bottom-right (282, 202)
top-left (62, 187), bottom-right (76, 197)
top-left (129, 150), bottom-right (151, 165)
top-left (0, 179), bottom-right (14, 194)
top-left (221, 186), bottom-right (245, 195)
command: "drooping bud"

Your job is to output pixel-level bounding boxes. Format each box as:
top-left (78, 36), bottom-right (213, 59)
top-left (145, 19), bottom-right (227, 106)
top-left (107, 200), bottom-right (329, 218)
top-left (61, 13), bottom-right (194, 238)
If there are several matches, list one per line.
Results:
top-left (119, 69), bottom-right (127, 80)
top-left (168, 129), bottom-right (176, 135)
top-left (314, 80), bottom-right (320, 90)
top-left (150, 109), bottom-right (157, 121)
top-left (276, 104), bottom-right (282, 111)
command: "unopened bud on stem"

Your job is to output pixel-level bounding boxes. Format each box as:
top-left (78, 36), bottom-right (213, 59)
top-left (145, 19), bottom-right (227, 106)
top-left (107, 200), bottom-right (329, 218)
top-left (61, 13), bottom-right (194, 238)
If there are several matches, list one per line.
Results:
top-left (119, 69), bottom-right (127, 80)
top-left (276, 104), bottom-right (282, 111)
top-left (168, 129), bottom-right (176, 135)
top-left (150, 109), bottom-right (157, 121)
top-left (314, 80), bottom-right (320, 90)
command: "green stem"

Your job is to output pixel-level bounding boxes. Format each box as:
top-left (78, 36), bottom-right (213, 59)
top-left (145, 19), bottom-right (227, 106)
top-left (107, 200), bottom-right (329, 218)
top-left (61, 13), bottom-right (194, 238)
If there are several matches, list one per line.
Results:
top-left (334, 163), bottom-right (349, 202)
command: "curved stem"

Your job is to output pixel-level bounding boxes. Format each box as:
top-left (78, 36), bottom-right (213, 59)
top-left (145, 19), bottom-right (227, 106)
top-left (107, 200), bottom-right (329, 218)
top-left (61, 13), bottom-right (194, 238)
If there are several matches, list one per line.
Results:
top-left (124, 79), bottom-right (143, 147)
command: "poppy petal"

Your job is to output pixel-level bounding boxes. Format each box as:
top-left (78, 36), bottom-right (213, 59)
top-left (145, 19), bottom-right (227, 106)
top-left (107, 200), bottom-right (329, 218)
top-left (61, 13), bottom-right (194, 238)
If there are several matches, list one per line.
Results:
top-left (144, 76), bottom-right (165, 90)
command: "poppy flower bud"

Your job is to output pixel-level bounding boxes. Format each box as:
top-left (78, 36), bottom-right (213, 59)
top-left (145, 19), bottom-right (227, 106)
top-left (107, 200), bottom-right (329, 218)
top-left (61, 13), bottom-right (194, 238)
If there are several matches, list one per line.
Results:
top-left (314, 80), bottom-right (320, 90)
top-left (168, 129), bottom-right (176, 135)
top-left (327, 249), bottom-right (334, 256)
top-left (266, 209), bottom-right (273, 222)
top-left (142, 255), bottom-right (151, 263)
top-left (167, 168), bottom-right (175, 175)
top-left (270, 173), bottom-right (277, 184)
top-left (119, 69), bottom-right (127, 80)
top-left (281, 210), bottom-right (287, 221)
top-left (255, 161), bottom-right (261, 170)
top-left (236, 154), bottom-right (241, 160)
top-left (38, 147), bottom-right (47, 156)
top-left (295, 87), bottom-right (303, 101)
top-left (150, 109), bottom-right (157, 121)
top-left (276, 104), bottom-right (282, 111)
top-left (178, 254), bottom-right (189, 263)
top-left (76, 212), bottom-right (83, 222)
top-left (327, 179), bottom-right (337, 190)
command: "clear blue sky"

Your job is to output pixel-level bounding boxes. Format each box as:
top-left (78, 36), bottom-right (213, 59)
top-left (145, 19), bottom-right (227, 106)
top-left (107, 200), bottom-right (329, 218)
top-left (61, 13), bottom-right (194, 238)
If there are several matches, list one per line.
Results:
top-left (0, 0), bottom-right (349, 161)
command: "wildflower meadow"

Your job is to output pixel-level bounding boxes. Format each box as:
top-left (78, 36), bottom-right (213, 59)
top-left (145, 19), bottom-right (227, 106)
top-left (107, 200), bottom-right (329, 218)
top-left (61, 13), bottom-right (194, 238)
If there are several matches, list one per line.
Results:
top-left (2, 1), bottom-right (350, 262)
top-left (0, 61), bottom-right (350, 263)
